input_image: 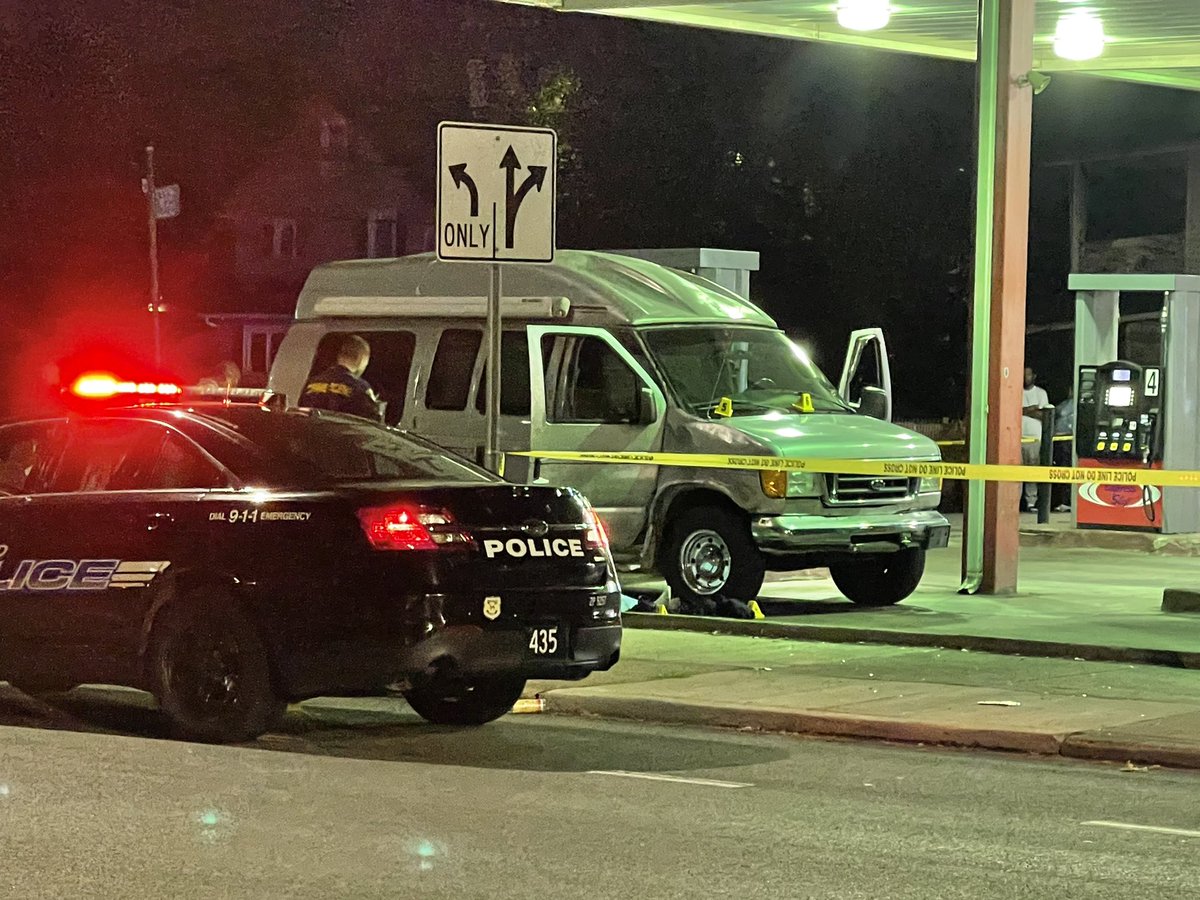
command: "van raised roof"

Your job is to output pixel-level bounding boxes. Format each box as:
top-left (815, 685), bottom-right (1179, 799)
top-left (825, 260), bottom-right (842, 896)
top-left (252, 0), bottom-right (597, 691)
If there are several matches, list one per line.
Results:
top-left (293, 250), bottom-right (776, 328)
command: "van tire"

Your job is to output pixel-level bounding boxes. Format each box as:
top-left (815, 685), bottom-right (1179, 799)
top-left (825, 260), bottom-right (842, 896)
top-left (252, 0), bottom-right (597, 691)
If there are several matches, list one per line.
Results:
top-left (149, 596), bottom-right (286, 743)
top-left (830, 548), bottom-right (926, 606)
top-left (661, 506), bottom-right (765, 609)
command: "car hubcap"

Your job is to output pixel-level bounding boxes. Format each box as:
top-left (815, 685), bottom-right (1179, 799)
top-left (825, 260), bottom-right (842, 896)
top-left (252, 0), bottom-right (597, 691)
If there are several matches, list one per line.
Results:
top-left (679, 529), bottom-right (732, 596)
top-left (174, 632), bottom-right (242, 717)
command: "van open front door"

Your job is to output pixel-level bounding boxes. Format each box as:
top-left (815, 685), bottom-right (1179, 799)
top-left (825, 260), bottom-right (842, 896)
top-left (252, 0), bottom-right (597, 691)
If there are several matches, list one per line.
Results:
top-left (527, 325), bottom-right (667, 555)
top-left (839, 328), bottom-right (893, 421)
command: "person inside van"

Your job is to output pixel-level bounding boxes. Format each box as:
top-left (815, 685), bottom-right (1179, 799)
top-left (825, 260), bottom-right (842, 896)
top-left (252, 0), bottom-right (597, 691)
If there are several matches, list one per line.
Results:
top-left (299, 334), bottom-right (383, 422)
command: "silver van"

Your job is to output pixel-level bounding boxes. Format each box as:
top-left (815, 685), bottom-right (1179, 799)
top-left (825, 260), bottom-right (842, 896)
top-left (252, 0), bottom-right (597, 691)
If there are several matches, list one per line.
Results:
top-left (269, 250), bottom-right (950, 607)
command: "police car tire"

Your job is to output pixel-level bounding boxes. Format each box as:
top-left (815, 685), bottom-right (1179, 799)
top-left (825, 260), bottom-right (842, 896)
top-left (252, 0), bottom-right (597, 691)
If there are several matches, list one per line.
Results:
top-left (830, 548), bottom-right (926, 607)
top-left (661, 506), bottom-right (766, 609)
top-left (150, 598), bottom-right (285, 743)
top-left (403, 674), bottom-right (526, 726)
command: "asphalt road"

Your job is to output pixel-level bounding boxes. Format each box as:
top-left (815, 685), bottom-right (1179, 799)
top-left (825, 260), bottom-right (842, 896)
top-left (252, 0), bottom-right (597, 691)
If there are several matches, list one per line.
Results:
top-left (1, 687), bottom-right (1198, 899)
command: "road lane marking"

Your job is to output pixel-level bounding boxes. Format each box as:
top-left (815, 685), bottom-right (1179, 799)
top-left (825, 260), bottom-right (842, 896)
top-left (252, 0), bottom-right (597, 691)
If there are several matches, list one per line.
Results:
top-left (587, 770), bottom-right (752, 789)
top-left (1082, 820), bottom-right (1200, 839)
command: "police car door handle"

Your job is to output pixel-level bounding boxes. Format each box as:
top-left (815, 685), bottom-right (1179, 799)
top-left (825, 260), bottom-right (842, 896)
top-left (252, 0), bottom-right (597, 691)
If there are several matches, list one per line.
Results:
top-left (146, 512), bottom-right (174, 531)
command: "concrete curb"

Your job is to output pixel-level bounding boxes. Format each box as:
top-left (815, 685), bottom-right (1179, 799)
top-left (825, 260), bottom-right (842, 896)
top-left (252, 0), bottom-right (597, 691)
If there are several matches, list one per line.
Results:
top-left (622, 611), bottom-right (1200, 670)
top-left (540, 691), bottom-right (1200, 770)
top-left (1019, 526), bottom-right (1200, 557)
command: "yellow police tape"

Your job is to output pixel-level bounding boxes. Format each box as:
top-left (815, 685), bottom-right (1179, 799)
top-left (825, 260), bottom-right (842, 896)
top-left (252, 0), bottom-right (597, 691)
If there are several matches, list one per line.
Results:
top-left (937, 435), bottom-right (1070, 446)
top-left (513, 450), bottom-right (1200, 487)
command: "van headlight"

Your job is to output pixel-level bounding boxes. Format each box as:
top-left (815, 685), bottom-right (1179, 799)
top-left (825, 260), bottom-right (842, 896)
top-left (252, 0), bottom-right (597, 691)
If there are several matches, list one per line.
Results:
top-left (761, 470), bottom-right (821, 499)
top-left (919, 476), bottom-right (942, 493)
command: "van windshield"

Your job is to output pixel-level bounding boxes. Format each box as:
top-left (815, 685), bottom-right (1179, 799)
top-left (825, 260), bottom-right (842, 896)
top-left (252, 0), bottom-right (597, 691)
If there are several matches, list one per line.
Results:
top-left (641, 326), bottom-right (851, 416)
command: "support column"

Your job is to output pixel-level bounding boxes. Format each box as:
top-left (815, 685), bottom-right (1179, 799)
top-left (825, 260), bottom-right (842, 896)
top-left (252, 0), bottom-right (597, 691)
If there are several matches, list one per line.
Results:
top-left (1070, 163), bottom-right (1088, 273)
top-left (1186, 148), bottom-right (1200, 275)
top-left (962, 0), bottom-right (1035, 595)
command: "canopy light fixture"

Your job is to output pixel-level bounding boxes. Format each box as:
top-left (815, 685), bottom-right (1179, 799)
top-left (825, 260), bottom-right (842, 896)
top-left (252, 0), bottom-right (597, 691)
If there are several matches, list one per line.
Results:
top-left (1053, 9), bottom-right (1106, 61)
top-left (836, 0), bottom-right (891, 32)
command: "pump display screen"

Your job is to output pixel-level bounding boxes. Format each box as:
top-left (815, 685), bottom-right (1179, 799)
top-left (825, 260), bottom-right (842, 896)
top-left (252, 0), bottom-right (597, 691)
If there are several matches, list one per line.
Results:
top-left (1111, 369), bottom-right (1132, 382)
top-left (1106, 384), bottom-right (1134, 408)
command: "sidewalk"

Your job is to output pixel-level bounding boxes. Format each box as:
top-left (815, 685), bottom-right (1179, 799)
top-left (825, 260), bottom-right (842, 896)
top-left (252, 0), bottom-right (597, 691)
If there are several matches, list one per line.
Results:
top-left (524, 629), bottom-right (1200, 768)
top-left (620, 519), bottom-right (1200, 667)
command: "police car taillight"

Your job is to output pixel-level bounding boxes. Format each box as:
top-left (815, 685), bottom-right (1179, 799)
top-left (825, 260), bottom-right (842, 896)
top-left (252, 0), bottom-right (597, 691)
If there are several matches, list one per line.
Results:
top-left (357, 505), bottom-right (470, 551)
top-left (584, 507), bottom-right (610, 552)
top-left (70, 373), bottom-right (182, 399)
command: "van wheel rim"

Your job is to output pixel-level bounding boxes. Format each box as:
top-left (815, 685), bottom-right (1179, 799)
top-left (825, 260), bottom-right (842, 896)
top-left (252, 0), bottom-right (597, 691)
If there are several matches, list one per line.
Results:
top-left (679, 530), bottom-right (732, 596)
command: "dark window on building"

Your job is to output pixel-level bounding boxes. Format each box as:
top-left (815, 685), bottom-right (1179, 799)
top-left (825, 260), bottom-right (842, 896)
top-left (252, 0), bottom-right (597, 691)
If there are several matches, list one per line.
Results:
top-left (250, 333), bottom-right (268, 374)
top-left (426, 329), bottom-right (482, 411)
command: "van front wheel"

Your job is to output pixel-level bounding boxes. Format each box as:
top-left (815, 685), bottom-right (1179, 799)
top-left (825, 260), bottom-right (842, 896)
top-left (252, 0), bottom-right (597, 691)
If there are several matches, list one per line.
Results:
top-left (830, 548), bottom-right (926, 606)
top-left (662, 506), bottom-right (765, 608)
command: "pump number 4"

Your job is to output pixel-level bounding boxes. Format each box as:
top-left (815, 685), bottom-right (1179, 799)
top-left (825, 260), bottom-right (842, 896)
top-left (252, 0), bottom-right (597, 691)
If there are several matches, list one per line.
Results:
top-left (529, 626), bottom-right (561, 656)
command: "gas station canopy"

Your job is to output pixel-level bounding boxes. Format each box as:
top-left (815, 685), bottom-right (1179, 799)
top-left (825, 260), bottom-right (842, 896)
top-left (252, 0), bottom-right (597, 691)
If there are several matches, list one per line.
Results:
top-left (505, 1), bottom-right (1200, 92)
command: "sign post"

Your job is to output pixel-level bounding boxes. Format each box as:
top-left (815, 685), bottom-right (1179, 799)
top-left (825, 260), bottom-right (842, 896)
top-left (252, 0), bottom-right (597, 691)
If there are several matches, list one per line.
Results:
top-left (437, 122), bottom-right (557, 474)
top-left (143, 146), bottom-right (180, 370)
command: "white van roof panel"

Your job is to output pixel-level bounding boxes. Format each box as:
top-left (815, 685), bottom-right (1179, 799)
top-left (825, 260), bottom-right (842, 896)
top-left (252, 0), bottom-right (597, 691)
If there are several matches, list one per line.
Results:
top-left (294, 251), bottom-right (777, 328)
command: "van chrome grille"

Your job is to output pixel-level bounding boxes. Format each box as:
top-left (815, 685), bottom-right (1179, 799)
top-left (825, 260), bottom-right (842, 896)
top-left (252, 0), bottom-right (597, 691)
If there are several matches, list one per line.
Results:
top-left (825, 474), bottom-right (915, 506)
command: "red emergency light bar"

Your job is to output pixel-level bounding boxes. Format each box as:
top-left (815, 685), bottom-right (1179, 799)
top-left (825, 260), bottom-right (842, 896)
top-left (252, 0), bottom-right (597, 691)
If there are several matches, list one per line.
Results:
top-left (71, 373), bottom-right (182, 399)
top-left (65, 372), bottom-right (276, 406)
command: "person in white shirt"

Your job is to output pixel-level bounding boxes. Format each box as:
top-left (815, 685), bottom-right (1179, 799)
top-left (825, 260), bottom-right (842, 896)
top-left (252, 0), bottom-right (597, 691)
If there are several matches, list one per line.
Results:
top-left (1021, 366), bottom-right (1052, 511)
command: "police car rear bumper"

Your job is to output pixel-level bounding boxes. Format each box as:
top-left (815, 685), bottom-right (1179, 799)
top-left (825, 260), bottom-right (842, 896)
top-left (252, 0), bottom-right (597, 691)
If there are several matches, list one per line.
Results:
top-left (751, 509), bottom-right (951, 555)
top-left (397, 622), bottom-right (623, 681)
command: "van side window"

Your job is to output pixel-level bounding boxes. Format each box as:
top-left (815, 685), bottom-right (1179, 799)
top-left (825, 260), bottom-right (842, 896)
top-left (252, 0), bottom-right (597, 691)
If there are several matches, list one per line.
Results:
top-left (426, 329), bottom-right (482, 411)
top-left (541, 335), bottom-right (642, 424)
top-left (306, 331), bottom-right (416, 426)
top-left (475, 331), bottom-right (532, 417)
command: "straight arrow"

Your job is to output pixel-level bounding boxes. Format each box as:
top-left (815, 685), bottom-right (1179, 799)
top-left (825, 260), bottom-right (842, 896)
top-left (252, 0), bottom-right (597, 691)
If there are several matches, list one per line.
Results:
top-left (500, 146), bottom-right (547, 250)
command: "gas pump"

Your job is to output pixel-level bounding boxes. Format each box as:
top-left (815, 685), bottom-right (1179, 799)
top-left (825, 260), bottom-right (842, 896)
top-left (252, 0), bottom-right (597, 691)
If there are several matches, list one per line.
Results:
top-left (1075, 360), bottom-right (1162, 530)
top-left (1069, 273), bottom-right (1200, 535)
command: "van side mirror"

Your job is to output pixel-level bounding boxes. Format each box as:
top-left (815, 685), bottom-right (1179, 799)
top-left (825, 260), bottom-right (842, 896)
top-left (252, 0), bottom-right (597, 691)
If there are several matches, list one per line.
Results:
top-left (858, 386), bottom-right (889, 420)
top-left (636, 386), bottom-right (657, 426)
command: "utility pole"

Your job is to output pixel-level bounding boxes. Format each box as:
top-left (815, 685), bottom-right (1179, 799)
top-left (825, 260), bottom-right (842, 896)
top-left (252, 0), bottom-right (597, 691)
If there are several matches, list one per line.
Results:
top-left (145, 145), bottom-right (161, 368)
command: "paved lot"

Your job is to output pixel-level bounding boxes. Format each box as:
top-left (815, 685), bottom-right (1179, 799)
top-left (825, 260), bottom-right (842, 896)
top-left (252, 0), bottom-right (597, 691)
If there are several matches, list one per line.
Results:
top-left (1, 690), bottom-right (1199, 899)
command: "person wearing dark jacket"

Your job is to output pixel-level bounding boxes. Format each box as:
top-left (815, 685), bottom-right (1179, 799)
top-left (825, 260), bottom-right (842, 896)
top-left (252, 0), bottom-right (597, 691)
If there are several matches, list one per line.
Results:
top-left (299, 334), bottom-right (382, 421)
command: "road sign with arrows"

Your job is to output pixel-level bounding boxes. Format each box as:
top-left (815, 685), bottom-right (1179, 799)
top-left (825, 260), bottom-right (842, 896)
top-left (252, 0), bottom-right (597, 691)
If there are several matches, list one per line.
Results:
top-left (437, 122), bottom-right (556, 264)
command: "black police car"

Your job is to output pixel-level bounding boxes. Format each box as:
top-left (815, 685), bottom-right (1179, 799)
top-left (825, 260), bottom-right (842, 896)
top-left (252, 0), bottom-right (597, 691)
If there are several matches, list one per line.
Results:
top-left (0, 396), bottom-right (621, 741)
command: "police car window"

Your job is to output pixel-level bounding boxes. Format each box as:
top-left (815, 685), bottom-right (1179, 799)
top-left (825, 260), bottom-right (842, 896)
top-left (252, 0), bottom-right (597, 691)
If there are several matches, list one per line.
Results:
top-left (308, 330), bottom-right (416, 426)
top-left (475, 331), bottom-right (532, 417)
top-left (0, 423), bottom-right (61, 496)
top-left (227, 415), bottom-right (493, 484)
top-left (50, 421), bottom-right (162, 493)
top-left (146, 432), bottom-right (229, 490)
top-left (541, 335), bottom-right (642, 424)
top-left (426, 328), bottom-right (482, 411)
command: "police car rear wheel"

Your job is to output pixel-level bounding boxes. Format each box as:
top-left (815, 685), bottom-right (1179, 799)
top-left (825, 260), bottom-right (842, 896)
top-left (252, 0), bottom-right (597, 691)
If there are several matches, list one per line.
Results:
top-left (830, 548), bottom-right (926, 606)
top-left (662, 506), bottom-right (765, 610)
top-left (150, 599), bottom-right (285, 743)
top-left (403, 673), bottom-right (526, 726)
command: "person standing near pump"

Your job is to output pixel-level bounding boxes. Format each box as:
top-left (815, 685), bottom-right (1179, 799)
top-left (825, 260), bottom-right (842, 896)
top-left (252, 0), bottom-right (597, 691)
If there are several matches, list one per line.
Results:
top-left (1021, 366), bottom-right (1052, 512)
top-left (299, 334), bottom-right (383, 422)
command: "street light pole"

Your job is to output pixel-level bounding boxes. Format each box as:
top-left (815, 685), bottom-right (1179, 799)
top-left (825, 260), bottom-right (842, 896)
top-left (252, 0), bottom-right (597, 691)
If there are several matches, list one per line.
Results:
top-left (145, 144), bottom-right (161, 369)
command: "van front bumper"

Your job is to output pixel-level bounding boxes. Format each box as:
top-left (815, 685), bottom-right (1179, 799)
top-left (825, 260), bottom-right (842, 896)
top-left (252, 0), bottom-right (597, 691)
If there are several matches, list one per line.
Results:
top-left (750, 509), bottom-right (951, 555)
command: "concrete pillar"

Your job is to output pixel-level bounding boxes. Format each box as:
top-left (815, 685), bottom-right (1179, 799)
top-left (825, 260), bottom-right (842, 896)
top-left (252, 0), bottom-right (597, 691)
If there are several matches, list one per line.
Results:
top-left (1186, 148), bottom-right (1200, 275)
top-left (981, 0), bottom-right (1036, 593)
top-left (1070, 163), bottom-right (1087, 273)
